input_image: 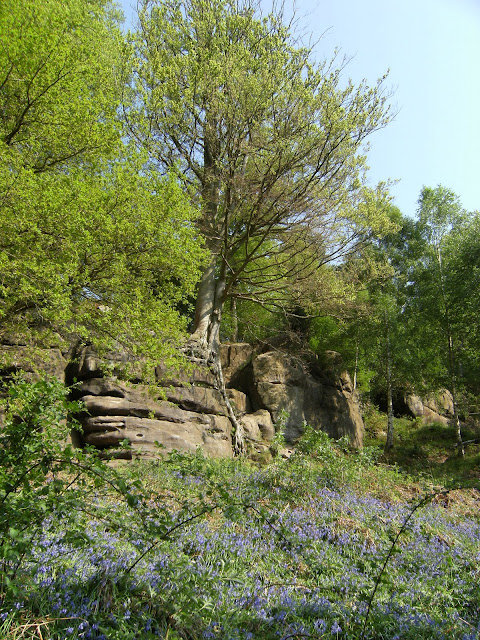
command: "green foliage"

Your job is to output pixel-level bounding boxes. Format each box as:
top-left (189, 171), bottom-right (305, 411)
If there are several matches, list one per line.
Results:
top-left (221, 297), bottom-right (286, 342)
top-left (441, 211), bottom-right (480, 391)
top-left (0, 0), bottom-right (122, 170)
top-left (1, 385), bottom-right (479, 639)
top-left (0, 377), bottom-right (83, 595)
top-left (0, 0), bottom-right (206, 361)
top-left (0, 155), bottom-right (205, 355)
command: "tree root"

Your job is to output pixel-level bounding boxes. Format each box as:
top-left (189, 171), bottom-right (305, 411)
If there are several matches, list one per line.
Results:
top-left (183, 338), bottom-right (245, 456)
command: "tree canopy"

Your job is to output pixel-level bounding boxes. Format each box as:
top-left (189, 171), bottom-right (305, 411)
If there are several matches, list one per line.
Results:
top-left (0, 0), bottom-right (205, 364)
top-left (129, 0), bottom-right (395, 358)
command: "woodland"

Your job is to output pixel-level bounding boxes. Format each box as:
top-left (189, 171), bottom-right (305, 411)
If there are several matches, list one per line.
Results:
top-left (0, 0), bottom-right (480, 638)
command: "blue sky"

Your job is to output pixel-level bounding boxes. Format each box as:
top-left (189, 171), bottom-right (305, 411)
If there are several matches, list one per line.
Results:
top-left (119, 0), bottom-right (480, 217)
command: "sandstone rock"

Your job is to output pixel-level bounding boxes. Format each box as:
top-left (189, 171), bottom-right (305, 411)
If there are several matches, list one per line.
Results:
top-left (248, 441), bottom-right (273, 464)
top-left (79, 392), bottom-right (226, 427)
top-left (82, 414), bottom-right (232, 458)
top-left (252, 351), bottom-right (306, 386)
top-left (66, 344), bottom-right (147, 382)
top-left (255, 381), bottom-right (305, 438)
top-left (303, 383), bottom-right (364, 448)
top-left (155, 361), bottom-right (217, 388)
top-left (339, 371), bottom-right (354, 393)
top-left (0, 345), bottom-right (66, 382)
top-left (220, 343), bottom-right (254, 386)
top-left (74, 378), bottom-right (129, 399)
top-left (1, 337), bottom-right (366, 461)
top-left (251, 351), bottom-right (363, 447)
top-left (242, 410), bottom-right (275, 442)
top-left (425, 389), bottom-right (454, 417)
top-left (405, 391), bottom-right (451, 426)
top-left (67, 345), bottom-right (103, 380)
top-left (165, 386), bottom-right (227, 415)
top-left (422, 407), bottom-right (449, 426)
top-left (322, 350), bottom-right (343, 371)
top-left (226, 388), bottom-right (250, 413)
top-left (405, 394), bottom-right (424, 418)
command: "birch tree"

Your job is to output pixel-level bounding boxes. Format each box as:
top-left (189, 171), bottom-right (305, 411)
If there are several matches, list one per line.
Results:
top-left (416, 186), bottom-right (467, 454)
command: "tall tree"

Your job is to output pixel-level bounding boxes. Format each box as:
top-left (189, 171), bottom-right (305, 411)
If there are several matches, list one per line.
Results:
top-left (0, 0), bottom-right (205, 365)
top-left (308, 208), bottom-right (422, 450)
top-left (446, 212), bottom-right (480, 396)
top-left (129, 0), bottom-right (395, 362)
top-left (415, 186), bottom-right (466, 454)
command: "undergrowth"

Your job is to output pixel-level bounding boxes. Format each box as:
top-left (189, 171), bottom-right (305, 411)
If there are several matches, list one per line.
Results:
top-left (363, 403), bottom-right (480, 488)
top-left (0, 378), bottom-right (479, 639)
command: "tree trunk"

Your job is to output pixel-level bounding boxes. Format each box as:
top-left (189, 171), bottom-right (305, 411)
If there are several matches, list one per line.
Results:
top-left (186, 123), bottom-right (245, 453)
top-left (385, 375), bottom-right (394, 452)
top-left (190, 259), bottom-right (218, 357)
top-left (187, 260), bottom-right (246, 455)
top-left (353, 339), bottom-right (359, 391)
top-left (447, 335), bottom-right (464, 457)
top-left (230, 297), bottom-right (239, 343)
top-left (437, 246), bottom-right (464, 456)
top-left (384, 310), bottom-right (394, 452)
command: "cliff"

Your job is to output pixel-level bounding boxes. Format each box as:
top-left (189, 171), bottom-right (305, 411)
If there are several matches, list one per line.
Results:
top-left (1, 341), bottom-right (365, 459)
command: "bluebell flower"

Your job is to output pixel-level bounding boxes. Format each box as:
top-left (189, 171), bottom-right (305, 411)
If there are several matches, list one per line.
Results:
top-left (331, 620), bottom-right (342, 634)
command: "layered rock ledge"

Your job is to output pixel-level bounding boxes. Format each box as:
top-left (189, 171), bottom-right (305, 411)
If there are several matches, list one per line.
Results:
top-left (1, 341), bottom-right (365, 459)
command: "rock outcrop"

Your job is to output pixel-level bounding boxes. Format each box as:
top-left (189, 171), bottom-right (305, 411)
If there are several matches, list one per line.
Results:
top-left (404, 389), bottom-right (454, 426)
top-left (0, 345), bottom-right (66, 382)
top-left (246, 351), bottom-right (363, 448)
top-left (2, 340), bottom-right (365, 458)
top-left (71, 376), bottom-right (233, 458)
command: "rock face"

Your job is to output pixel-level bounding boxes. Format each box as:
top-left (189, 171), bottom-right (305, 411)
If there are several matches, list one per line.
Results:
top-left (0, 345), bottom-right (66, 382)
top-left (2, 341), bottom-right (365, 458)
top-left (404, 389), bottom-right (454, 426)
top-left (249, 351), bottom-right (363, 448)
top-left (72, 377), bottom-right (233, 458)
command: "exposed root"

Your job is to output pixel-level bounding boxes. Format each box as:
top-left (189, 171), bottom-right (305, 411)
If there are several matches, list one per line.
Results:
top-left (212, 354), bottom-right (245, 456)
top-left (183, 338), bottom-right (245, 456)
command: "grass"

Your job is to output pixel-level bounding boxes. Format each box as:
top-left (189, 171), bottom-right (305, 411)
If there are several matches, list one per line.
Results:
top-left (363, 404), bottom-right (480, 488)
top-left (1, 422), bottom-right (480, 640)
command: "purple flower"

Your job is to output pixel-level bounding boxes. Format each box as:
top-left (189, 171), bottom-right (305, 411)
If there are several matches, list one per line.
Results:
top-left (331, 620), bottom-right (342, 634)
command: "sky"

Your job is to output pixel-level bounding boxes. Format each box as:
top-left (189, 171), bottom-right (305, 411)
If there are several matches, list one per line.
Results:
top-left (119, 0), bottom-right (480, 217)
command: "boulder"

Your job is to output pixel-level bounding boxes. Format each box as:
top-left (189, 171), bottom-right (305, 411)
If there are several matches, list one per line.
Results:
top-left (251, 351), bottom-right (363, 447)
top-left (405, 394), bottom-right (424, 418)
top-left (226, 388), bottom-right (250, 413)
top-left (242, 410), bottom-right (275, 442)
top-left (405, 391), bottom-right (452, 426)
top-left (425, 389), bottom-right (454, 417)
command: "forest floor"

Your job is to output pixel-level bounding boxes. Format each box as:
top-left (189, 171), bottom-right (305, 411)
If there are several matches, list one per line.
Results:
top-left (364, 407), bottom-right (480, 490)
top-left (1, 414), bottom-right (479, 640)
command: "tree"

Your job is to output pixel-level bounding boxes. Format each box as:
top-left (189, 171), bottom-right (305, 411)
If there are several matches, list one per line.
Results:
top-left (446, 212), bottom-right (480, 396)
top-left (129, 0), bottom-right (395, 362)
top-left (415, 186), bottom-right (466, 454)
top-left (310, 208), bottom-right (422, 451)
top-left (0, 0), bottom-right (205, 365)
